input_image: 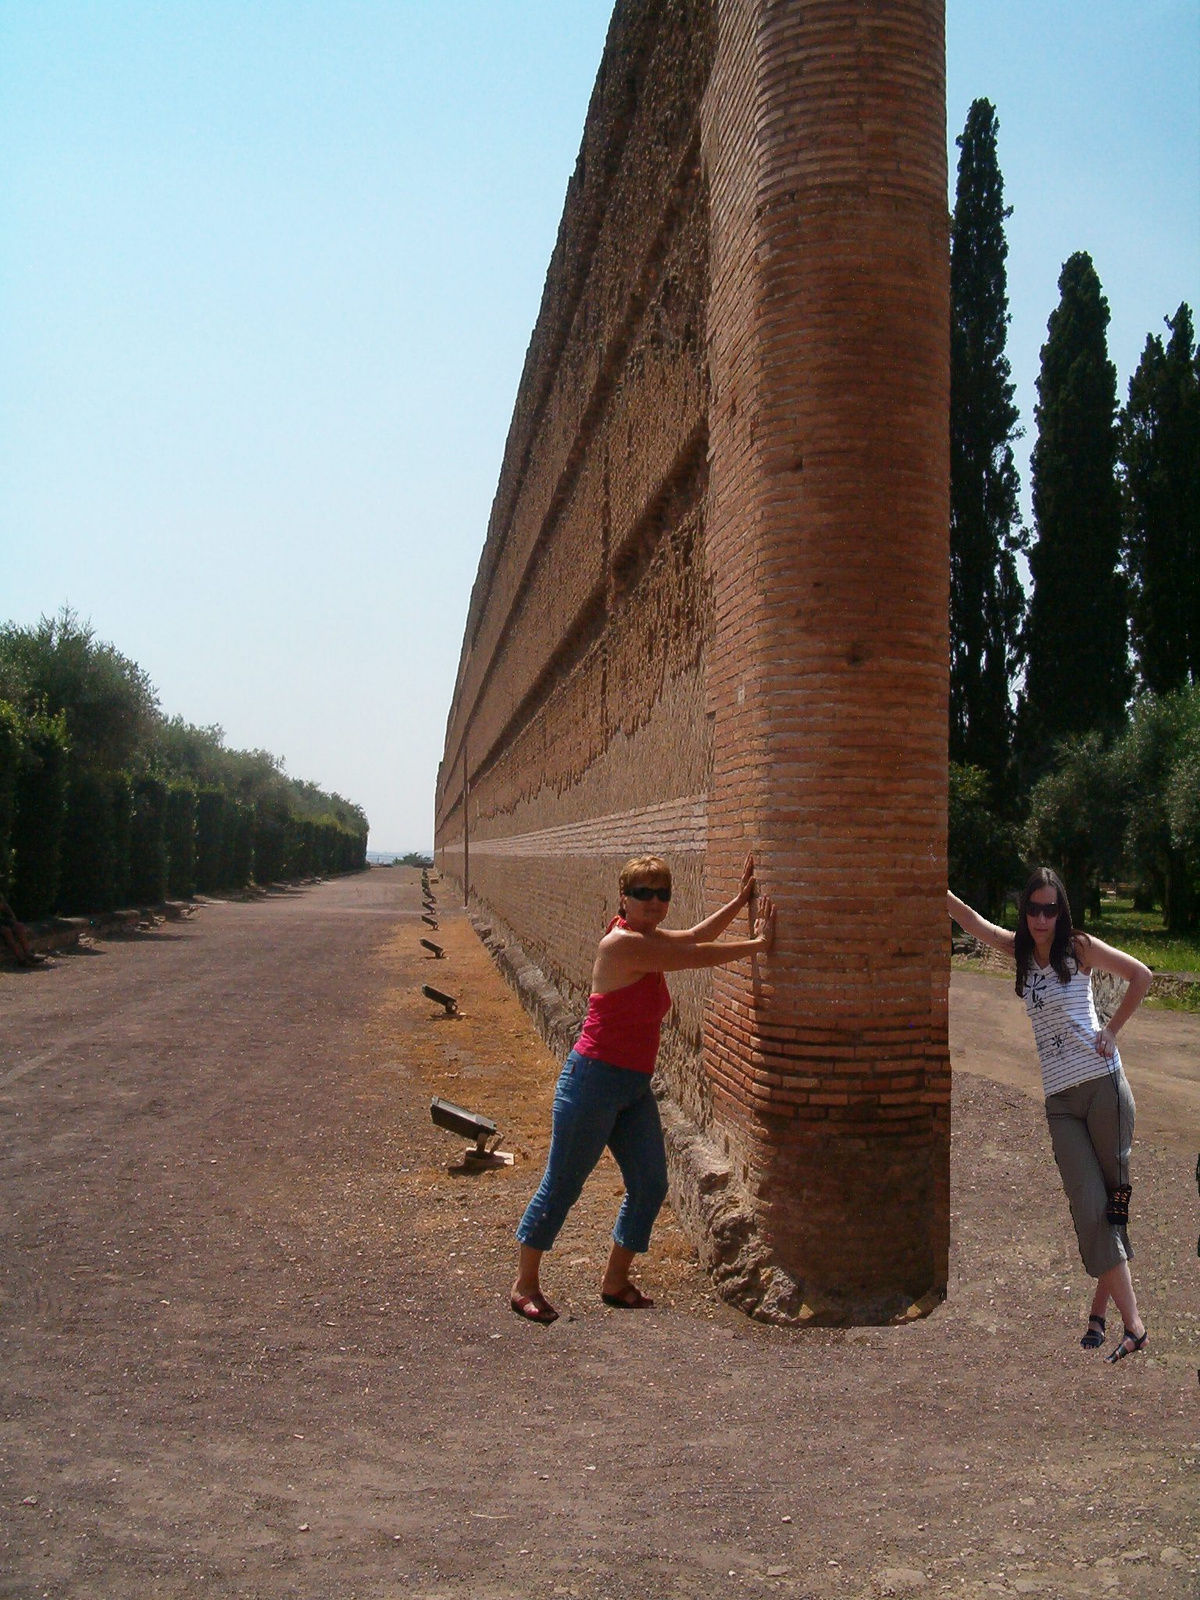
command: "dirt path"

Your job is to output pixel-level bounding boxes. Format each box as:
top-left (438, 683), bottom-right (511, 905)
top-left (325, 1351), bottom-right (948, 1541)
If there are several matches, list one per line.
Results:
top-left (1, 870), bottom-right (1196, 1599)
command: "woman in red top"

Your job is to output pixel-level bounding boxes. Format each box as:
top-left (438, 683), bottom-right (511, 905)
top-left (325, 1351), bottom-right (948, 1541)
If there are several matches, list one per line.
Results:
top-left (511, 853), bottom-right (775, 1324)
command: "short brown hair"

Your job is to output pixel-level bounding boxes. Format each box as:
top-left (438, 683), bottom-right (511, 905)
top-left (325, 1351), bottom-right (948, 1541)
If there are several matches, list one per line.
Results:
top-left (619, 855), bottom-right (671, 895)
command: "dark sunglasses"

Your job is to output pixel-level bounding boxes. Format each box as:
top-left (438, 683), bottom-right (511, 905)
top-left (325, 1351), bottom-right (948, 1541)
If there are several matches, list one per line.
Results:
top-left (1026, 900), bottom-right (1059, 919)
top-left (625, 885), bottom-right (672, 903)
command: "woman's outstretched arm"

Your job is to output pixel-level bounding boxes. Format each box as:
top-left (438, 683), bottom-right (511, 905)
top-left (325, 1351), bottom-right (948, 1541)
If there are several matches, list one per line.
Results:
top-left (609, 898), bottom-right (776, 974)
top-left (686, 853), bottom-right (755, 944)
top-left (946, 890), bottom-right (1016, 958)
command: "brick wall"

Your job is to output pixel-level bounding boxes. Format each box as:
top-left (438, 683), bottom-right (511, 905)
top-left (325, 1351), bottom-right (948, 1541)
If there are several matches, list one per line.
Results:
top-left (436, 0), bottom-right (950, 1325)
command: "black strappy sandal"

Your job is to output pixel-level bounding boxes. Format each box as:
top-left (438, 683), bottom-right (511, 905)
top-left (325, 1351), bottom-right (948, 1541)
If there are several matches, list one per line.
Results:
top-left (1080, 1314), bottom-right (1106, 1350)
top-left (1105, 1326), bottom-right (1148, 1363)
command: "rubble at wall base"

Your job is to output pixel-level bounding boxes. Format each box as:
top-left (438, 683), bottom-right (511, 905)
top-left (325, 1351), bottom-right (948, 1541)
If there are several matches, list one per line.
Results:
top-left (658, 1101), bottom-right (942, 1328)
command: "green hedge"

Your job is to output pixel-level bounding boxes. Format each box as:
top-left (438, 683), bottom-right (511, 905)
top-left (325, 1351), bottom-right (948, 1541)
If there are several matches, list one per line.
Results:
top-left (110, 776), bottom-right (132, 908)
top-left (195, 790), bottom-right (229, 892)
top-left (229, 801), bottom-right (255, 887)
top-left (10, 711), bottom-right (70, 920)
top-left (291, 818), bottom-right (316, 879)
top-left (2, 615), bottom-right (372, 916)
top-left (253, 800), bottom-right (289, 885)
top-left (59, 770), bottom-right (131, 914)
top-left (0, 700), bottom-right (21, 898)
top-left (0, 709), bottom-right (363, 920)
top-left (165, 786), bottom-right (197, 899)
top-left (128, 776), bottom-right (169, 906)
top-left (314, 821), bottom-right (339, 876)
top-left (194, 788), bottom-right (255, 893)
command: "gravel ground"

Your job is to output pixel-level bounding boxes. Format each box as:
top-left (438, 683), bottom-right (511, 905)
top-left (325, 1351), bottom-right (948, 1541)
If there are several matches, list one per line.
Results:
top-left (1, 868), bottom-right (1196, 1599)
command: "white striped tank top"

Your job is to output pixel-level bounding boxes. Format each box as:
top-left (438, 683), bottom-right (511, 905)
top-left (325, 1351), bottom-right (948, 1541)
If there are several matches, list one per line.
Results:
top-left (1023, 960), bottom-right (1120, 1097)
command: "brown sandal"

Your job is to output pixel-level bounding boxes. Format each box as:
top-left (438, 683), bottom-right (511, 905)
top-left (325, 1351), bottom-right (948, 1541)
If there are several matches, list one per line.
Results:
top-left (510, 1291), bottom-right (559, 1325)
top-left (601, 1284), bottom-right (654, 1309)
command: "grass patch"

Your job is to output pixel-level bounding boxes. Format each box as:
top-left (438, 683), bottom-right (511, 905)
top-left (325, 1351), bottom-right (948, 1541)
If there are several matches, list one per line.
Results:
top-left (1152, 990), bottom-right (1200, 1014)
top-left (1085, 912), bottom-right (1200, 976)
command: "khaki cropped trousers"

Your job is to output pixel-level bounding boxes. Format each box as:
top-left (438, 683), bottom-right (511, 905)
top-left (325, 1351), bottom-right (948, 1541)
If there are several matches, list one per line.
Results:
top-left (1045, 1068), bottom-right (1135, 1278)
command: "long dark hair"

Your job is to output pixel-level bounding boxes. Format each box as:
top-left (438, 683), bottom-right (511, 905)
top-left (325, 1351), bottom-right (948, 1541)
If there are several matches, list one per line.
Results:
top-left (1014, 866), bottom-right (1080, 997)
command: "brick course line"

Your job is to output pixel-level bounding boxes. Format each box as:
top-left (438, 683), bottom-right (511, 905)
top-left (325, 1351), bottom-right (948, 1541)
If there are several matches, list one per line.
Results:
top-left (438, 794), bottom-right (706, 859)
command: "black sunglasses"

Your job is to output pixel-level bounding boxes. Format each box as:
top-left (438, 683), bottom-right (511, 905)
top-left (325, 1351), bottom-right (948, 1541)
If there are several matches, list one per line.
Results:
top-left (1026, 899), bottom-right (1060, 919)
top-left (625, 885), bottom-right (672, 903)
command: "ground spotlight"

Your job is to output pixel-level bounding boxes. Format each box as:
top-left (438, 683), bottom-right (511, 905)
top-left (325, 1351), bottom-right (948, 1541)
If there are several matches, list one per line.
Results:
top-left (421, 983), bottom-right (458, 1015)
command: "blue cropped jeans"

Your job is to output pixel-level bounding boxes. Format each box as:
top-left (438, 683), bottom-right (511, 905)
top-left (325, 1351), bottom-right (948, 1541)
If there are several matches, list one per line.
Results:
top-left (516, 1050), bottom-right (669, 1255)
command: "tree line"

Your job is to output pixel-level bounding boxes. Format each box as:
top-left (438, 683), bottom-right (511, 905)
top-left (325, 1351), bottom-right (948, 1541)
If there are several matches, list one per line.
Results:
top-left (0, 611), bottom-right (369, 922)
top-left (949, 99), bottom-right (1199, 932)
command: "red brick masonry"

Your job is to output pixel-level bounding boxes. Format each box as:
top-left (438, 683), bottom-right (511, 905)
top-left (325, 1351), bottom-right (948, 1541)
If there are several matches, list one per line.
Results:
top-left (436, 0), bottom-right (950, 1324)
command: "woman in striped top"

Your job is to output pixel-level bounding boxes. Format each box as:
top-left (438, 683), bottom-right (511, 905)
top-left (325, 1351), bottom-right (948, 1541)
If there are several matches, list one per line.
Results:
top-left (948, 868), bottom-right (1153, 1362)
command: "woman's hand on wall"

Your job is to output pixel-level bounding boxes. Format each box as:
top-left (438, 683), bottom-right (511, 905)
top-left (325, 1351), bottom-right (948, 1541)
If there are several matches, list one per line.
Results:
top-left (740, 851), bottom-right (756, 910)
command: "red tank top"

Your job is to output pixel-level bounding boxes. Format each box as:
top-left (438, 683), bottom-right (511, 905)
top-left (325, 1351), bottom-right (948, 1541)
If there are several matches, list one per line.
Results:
top-left (575, 920), bottom-right (672, 1074)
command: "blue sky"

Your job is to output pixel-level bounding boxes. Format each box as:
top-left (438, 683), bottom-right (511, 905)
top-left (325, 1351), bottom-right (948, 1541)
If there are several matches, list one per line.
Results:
top-left (2, 3), bottom-right (1197, 851)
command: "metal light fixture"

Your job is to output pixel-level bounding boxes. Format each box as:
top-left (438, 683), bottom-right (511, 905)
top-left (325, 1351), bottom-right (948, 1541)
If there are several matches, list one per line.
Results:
top-left (421, 983), bottom-right (458, 1015)
top-left (430, 1096), bottom-right (513, 1169)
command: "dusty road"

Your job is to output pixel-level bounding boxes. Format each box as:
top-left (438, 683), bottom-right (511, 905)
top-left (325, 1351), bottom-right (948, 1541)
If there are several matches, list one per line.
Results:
top-left (1, 870), bottom-right (1196, 1599)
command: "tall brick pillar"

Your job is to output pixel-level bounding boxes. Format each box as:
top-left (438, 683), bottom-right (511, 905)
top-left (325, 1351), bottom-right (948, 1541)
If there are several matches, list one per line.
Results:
top-left (700, 0), bottom-right (950, 1321)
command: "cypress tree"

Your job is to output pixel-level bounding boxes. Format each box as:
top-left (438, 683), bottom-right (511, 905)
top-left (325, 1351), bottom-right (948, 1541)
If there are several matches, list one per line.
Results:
top-left (949, 99), bottom-right (1025, 789)
top-left (1119, 303), bottom-right (1200, 692)
top-left (1019, 252), bottom-right (1128, 772)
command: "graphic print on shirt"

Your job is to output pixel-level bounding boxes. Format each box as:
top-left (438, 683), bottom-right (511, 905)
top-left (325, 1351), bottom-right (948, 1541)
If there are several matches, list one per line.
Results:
top-left (1024, 962), bottom-right (1119, 1097)
top-left (1027, 969), bottom-right (1048, 1012)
